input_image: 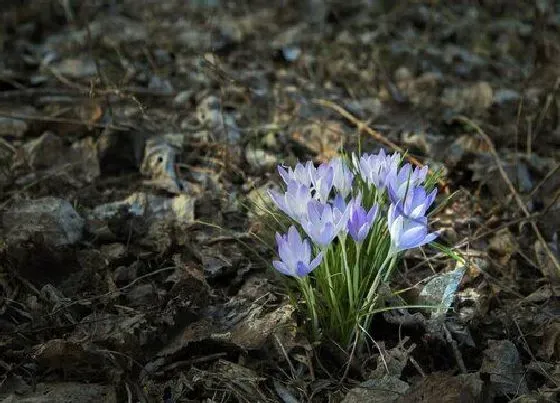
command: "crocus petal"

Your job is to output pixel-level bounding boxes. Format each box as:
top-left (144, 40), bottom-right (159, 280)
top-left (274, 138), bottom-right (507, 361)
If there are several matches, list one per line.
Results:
top-left (422, 231), bottom-right (438, 245)
top-left (307, 200), bottom-right (322, 223)
top-left (367, 204), bottom-right (379, 222)
top-left (302, 238), bottom-right (312, 265)
top-left (287, 226), bottom-right (301, 251)
top-left (332, 193), bottom-right (346, 214)
top-left (296, 261), bottom-right (312, 277)
top-left (331, 157), bottom-right (354, 197)
top-left (268, 189), bottom-right (287, 211)
top-left (278, 165), bottom-right (290, 185)
top-left (273, 260), bottom-right (292, 276)
top-left (277, 235), bottom-right (293, 267)
top-left (399, 224), bottom-right (427, 250)
top-left (272, 226), bottom-right (322, 277)
top-left (308, 251), bottom-right (324, 271)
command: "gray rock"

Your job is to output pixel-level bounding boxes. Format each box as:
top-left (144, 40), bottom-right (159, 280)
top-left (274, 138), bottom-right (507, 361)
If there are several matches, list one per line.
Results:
top-left (442, 81), bottom-right (493, 114)
top-left (127, 284), bottom-right (157, 307)
top-left (100, 243), bottom-right (127, 263)
top-left (152, 48), bottom-right (172, 65)
top-left (177, 27), bottom-right (212, 50)
top-left (22, 131), bottom-right (64, 169)
top-left (113, 264), bottom-right (138, 286)
top-left (0, 139), bottom-right (14, 186)
top-left (196, 96), bottom-right (241, 145)
top-left (2, 197), bottom-right (84, 248)
top-left (282, 46), bottom-right (301, 62)
top-left (148, 75), bottom-right (174, 94)
top-left (197, 95), bottom-right (223, 129)
top-left (481, 339), bottom-right (528, 397)
top-left (91, 192), bottom-right (195, 223)
top-left (344, 98), bottom-right (383, 120)
top-left (0, 382), bottom-right (116, 403)
top-left (493, 89), bottom-right (521, 105)
top-left (21, 133), bottom-right (99, 184)
top-left (69, 137), bottom-right (100, 184)
top-left (0, 117), bottom-right (28, 138)
top-left (49, 57), bottom-right (98, 79)
top-left (44, 15), bottom-right (147, 52)
top-left (342, 376), bottom-right (409, 403)
top-left (140, 136), bottom-right (185, 193)
top-left (173, 90), bottom-right (194, 107)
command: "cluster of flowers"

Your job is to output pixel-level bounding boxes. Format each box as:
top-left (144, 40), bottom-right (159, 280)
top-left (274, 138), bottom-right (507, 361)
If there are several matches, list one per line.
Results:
top-left (269, 149), bottom-right (438, 278)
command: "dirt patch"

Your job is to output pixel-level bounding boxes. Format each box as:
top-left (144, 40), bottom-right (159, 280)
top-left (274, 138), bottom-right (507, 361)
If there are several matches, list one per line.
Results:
top-left (1, 0), bottom-right (560, 401)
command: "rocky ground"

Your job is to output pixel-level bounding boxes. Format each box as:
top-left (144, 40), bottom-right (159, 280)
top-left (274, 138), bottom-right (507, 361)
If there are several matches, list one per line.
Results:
top-left (1, 0), bottom-right (560, 402)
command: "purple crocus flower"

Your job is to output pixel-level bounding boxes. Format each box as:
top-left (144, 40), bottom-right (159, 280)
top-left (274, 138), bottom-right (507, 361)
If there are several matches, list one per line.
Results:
top-left (273, 226), bottom-right (323, 277)
top-left (353, 149), bottom-right (401, 191)
top-left (398, 185), bottom-right (437, 219)
top-left (278, 161), bottom-right (314, 188)
top-left (301, 199), bottom-right (351, 247)
top-left (330, 157), bottom-right (354, 197)
top-left (311, 163), bottom-right (334, 203)
top-left (347, 195), bottom-right (379, 243)
top-left (386, 163), bottom-right (429, 204)
top-left (268, 179), bottom-right (313, 222)
top-left (332, 193), bottom-right (347, 216)
top-left (387, 202), bottom-right (437, 254)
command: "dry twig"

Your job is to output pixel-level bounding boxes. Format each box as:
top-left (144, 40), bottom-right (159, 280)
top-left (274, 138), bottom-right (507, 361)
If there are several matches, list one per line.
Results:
top-left (313, 98), bottom-right (447, 188)
top-left (456, 116), bottom-right (560, 277)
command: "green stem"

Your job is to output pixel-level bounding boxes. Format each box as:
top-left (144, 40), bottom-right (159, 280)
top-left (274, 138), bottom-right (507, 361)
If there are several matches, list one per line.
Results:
top-left (340, 237), bottom-right (354, 307)
top-left (383, 252), bottom-right (399, 282)
top-left (356, 254), bottom-right (397, 351)
top-left (364, 253), bottom-right (392, 306)
top-left (323, 247), bottom-right (344, 331)
top-left (298, 277), bottom-right (319, 341)
top-left (353, 242), bottom-right (362, 306)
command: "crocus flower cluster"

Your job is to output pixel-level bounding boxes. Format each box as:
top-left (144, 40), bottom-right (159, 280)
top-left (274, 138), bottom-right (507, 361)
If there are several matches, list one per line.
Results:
top-left (266, 149), bottom-right (441, 349)
top-left (269, 149), bottom-right (438, 278)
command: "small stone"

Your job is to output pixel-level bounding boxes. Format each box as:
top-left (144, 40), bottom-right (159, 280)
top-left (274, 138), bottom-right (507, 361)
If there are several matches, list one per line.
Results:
top-left (488, 228), bottom-right (518, 266)
top-left (177, 28), bottom-right (212, 50)
top-left (22, 132), bottom-right (64, 169)
top-left (140, 136), bottom-right (184, 193)
top-left (344, 98), bottom-right (383, 119)
top-left (113, 265), bottom-right (138, 286)
top-left (343, 376), bottom-right (409, 403)
top-left (2, 197), bottom-right (84, 248)
top-left (395, 66), bottom-right (413, 82)
top-left (442, 81), bottom-right (493, 114)
top-left (196, 96), bottom-right (241, 146)
top-left (50, 57), bottom-right (98, 79)
top-left (396, 372), bottom-right (483, 403)
top-left (171, 194), bottom-right (196, 222)
top-left (0, 381), bottom-right (117, 403)
top-left (69, 137), bottom-right (100, 184)
top-left (262, 130), bottom-right (278, 148)
top-left (0, 117), bottom-right (28, 138)
top-left (291, 120), bottom-right (344, 160)
top-left (245, 145), bottom-right (277, 172)
top-left (481, 340), bottom-right (528, 397)
top-left (173, 90), bottom-right (193, 107)
top-left (100, 243), bottom-right (127, 263)
top-left (126, 284), bottom-right (157, 307)
top-left (0, 139), bottom-right (14, 187)
top-left (282, 46), bottom-right (301, 62)
top-left (148, 76), bottom-right (173, 94)
top-left (152, 49), bottom-right (172, 65)
top-left (493, 89), bottom-right (520, 105)
top-left (196, 96), bottom-right (223, 129)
